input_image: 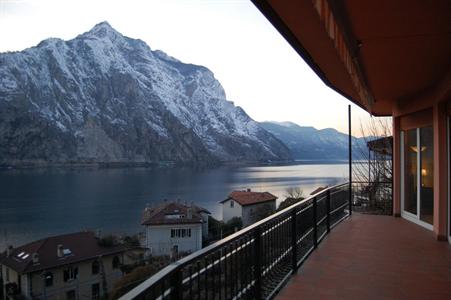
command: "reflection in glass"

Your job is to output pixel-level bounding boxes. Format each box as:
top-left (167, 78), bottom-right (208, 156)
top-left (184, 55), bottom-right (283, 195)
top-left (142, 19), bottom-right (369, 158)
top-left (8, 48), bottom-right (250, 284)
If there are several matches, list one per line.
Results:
top-left (404, 129), bottom-right (417, 215)
top-left (420, 127), bottom-right (434, 225)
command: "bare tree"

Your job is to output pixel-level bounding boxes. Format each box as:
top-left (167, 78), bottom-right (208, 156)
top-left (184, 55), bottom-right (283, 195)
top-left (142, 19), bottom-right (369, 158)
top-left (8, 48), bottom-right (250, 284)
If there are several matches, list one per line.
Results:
top-left (354, 117), bottom-right (392, 183)
top-left (352, 116), bottom-right (393, 214)
top-left (277, 187), bottom-right (305, 211)
top-left (284, 187), bottom-right (304, 200)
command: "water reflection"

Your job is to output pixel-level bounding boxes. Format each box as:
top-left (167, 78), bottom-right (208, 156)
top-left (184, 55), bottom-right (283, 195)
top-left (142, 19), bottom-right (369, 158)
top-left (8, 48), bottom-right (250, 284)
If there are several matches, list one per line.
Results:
top-left (0, 162), bottom-right (348, 248)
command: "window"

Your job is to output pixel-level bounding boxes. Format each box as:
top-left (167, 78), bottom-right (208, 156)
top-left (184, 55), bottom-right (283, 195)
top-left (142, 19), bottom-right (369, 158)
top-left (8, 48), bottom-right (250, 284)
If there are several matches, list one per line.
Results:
top-left (66, 290), bottom-right (76, 300)
top-left (92, 260), bottom-right (100, 275)
top-left (230, 200), bottom-right (234, 208)
top-left (170, 228), bottom-right (192, 238)
top-left (63, 267), bottom-right (78, 282)
top-left (44, 272), bottom-right (53, 287)
top-left (91, 283), bottom-right (100, 300)
top-left (112, 256), bottom-right (120, 269)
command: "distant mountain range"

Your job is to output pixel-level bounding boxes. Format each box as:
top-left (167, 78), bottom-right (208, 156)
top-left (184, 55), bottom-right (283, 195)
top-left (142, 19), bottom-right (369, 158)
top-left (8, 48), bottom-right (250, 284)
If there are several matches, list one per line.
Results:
top-left (0, 22), bottom-right (290, 167)
top-left (0, 21), bottom-right (372, 167)
top-left (260, 121), bottom-right (367, 160)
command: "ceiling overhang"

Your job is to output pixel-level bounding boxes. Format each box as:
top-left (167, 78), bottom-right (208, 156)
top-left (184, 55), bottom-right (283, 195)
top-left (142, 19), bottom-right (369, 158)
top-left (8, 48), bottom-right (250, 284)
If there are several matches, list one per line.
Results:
top-left (252, 0), bottom-right (451, 116)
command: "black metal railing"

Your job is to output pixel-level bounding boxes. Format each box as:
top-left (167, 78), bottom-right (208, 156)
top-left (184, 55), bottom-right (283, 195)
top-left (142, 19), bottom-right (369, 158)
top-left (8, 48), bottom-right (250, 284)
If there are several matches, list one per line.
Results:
top-left (352, 181), bottom-right (392, 215)
top-left (120, 183), bottom-right (350, 300)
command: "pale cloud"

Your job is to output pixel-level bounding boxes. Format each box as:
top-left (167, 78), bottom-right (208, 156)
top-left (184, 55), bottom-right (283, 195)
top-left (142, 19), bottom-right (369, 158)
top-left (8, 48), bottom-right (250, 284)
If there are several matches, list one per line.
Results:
top-left (0, 0), bottom-right (380, 136)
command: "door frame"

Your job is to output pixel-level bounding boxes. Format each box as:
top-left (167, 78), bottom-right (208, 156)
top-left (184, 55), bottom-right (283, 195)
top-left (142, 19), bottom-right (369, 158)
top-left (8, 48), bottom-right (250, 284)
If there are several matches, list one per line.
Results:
top-left (448, 117), bottom-right (451, 243)
top-left (400, 130), bottom-right (434, 231)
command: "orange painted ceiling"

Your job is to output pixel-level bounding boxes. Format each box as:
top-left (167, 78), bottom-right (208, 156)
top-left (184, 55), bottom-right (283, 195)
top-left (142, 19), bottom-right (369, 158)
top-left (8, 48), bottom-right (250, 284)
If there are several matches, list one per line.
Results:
top-left (253, 0), bottom-right (451, 116)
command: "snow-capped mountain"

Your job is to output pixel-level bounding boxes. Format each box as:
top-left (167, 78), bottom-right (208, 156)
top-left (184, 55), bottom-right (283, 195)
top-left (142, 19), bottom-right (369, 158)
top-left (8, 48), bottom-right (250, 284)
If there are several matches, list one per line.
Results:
top-left (0, 22), bottom-right (290, 166)
top-left (260, 121), bottom-right (367, 160)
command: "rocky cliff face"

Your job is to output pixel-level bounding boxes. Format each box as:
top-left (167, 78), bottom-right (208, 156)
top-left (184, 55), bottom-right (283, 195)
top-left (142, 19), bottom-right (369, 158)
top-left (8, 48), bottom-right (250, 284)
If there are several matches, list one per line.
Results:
top-left (0, 22), bottom-right (290, 166)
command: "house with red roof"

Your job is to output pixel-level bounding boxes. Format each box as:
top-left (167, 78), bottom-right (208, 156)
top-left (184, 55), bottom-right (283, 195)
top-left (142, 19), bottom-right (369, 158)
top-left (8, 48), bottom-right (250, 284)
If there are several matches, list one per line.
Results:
top-left (0, 231), bottom-right (140, 300)
top-left (141, 201), bottom-right (210, 257)
top-left (221, 189), bottom-right (277, 226)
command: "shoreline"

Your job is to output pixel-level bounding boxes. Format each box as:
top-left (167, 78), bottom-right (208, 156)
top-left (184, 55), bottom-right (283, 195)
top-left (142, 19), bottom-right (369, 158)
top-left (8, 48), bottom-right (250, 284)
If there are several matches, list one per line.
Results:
top-left (0, 158), bottom-right (357, 171)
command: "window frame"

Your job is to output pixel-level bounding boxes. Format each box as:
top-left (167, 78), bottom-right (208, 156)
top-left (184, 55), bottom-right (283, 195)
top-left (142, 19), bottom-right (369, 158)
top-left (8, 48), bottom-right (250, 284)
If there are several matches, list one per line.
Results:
top-left (63, 266), bottom-right (78, 282)
top-left (112, 256), bottom-right (120, 269)
top-left (91, 260), bottom-right (100, 275)
top-left (44, 271), bottom-right (54, 287)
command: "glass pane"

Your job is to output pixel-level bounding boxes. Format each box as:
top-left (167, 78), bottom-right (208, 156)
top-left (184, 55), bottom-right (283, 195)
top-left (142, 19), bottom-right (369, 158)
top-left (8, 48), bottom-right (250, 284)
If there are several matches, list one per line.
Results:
top-left (420, 126), bottom-right (434, 225)
top-left (404, 129), bottom-right (417, 215)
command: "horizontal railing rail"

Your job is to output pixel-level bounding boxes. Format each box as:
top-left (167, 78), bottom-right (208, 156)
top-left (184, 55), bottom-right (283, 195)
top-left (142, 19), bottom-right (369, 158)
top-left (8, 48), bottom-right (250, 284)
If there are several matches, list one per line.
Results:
top-left (120, 183), bottom-right (351, 300)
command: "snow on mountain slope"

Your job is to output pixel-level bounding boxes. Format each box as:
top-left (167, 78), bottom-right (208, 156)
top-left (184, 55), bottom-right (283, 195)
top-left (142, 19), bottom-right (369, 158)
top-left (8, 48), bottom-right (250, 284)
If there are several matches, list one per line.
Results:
top-left (0, 22), bottom-right (290, 166)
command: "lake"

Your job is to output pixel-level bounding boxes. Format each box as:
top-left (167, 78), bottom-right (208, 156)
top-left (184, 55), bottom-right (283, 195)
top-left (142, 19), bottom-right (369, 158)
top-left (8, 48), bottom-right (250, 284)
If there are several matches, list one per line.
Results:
top-left (0, 161), bottom-right (349, 249)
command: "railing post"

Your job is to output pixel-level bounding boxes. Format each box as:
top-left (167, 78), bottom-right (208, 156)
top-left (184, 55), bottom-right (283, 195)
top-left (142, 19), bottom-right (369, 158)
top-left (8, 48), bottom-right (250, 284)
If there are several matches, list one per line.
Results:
top-left (170, 269), bottom-right (182, 300)
top-left (312, 197), bottom-right (318, 248)
top-left (348, 104), bottom-right (352, 216)
top-left (254, 227), bottom-right (262, 299)
top-left (348, 182), bottom-right (353, 216)
top-left (326, 190), bottom-right (331, 233)
top-left (291, 208), bottom-right (297, 273)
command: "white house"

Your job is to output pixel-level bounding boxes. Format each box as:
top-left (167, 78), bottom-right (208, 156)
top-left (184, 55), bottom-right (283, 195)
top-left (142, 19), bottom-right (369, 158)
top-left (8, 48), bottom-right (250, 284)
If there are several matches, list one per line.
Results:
top-left (141, 201), bottom-right (210, 257)
top-left (221, 189), bottom-right (277, 227)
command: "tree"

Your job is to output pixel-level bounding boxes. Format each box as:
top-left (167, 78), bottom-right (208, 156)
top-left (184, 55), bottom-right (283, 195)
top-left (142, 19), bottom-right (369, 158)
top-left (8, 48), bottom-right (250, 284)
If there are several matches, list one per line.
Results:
top-left (354, 117), bottom-right (392, 183)
top-left (109, 257), bottom-right (171, 299)
top-left (277, 187), bottom-right (305, 211)
top-left (222, 217), bottom-right (243, 236)
top-left (284, 187), bottom-right (304, 200)
top-left (353, 117), bottom-right (393, 214)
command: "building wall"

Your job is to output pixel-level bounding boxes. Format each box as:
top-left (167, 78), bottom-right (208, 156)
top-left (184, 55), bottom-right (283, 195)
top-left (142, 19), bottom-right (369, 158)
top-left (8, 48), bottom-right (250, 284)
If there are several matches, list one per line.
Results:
top-left (222, 199), bottom-right (242, 223)
top-left (1, 266), bottom-right (19, 299)
top-left (12, 254), bottom-right (125, 300)
top-left (241, 201), bottom-right (276, 227)
top-left (20, 274), bottom-right (29, 298)
top-left (393, 97), bottom-right (449, 240)
top-left (145, 224), bottom-right (202, 256)
top-left (200, 212), bottom-right (209, 238)
top-left (433, 102), bottom-right (448, 240)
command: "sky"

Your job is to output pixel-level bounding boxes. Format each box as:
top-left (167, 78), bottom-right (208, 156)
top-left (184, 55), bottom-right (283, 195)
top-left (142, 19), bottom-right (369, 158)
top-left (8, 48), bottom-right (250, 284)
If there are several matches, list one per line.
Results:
top-left (0, 0), bottom-right (382, 136)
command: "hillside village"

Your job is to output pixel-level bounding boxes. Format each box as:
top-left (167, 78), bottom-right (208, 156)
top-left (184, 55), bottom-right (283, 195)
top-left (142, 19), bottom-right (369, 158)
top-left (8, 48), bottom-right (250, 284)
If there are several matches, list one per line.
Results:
top-left (0, 188), bottom-right (308, 300)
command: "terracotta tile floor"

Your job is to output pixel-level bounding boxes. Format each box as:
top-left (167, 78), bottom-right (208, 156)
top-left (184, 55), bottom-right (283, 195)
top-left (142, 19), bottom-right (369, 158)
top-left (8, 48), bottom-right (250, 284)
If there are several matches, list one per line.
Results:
top-left (277, 214), bottom-right (451, 300)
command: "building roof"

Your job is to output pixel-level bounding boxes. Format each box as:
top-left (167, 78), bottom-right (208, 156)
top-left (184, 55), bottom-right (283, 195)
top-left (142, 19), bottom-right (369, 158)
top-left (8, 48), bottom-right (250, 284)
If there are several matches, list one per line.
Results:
top-left (310, 186), bottom-right (328, 196)
top-left (221, 190), bottom-right (277, 206)
top-left (252, 0), bottom-right (451, 116)
top-left (367, 136), bottom-right (393, 156)
top-left (141, 201), bottom-right (210, 226)
top-left (0, 232), bottom-right (127, 274)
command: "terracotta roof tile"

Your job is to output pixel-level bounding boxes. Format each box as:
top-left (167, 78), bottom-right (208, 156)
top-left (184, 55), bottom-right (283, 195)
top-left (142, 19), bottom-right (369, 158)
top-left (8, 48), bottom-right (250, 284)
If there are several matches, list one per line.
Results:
top-left (0, 232), bottom-right (127, 274)
top-left (310, 186), bottom-right (328, 195)
top-left (141, 201), bottom-right (210, 226)
top-left (222, 191), bottom-right (277, 206)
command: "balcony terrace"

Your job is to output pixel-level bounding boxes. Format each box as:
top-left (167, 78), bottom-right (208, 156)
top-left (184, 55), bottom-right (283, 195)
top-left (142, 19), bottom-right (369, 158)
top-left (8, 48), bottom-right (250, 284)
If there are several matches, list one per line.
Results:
top-left (277, 214), bottom-right (451, 300)
top-left (120, 180), bottom-right (451, 299)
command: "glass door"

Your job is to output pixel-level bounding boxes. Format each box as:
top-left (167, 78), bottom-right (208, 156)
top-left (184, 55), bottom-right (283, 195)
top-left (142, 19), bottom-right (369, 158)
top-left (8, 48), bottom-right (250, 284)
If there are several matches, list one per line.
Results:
top-left (419, 127), bottom-right (434, 225)
top-left (401, 126), bottom-right (434, 230)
